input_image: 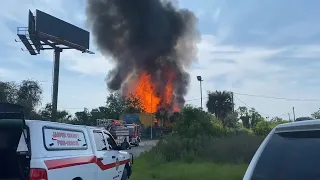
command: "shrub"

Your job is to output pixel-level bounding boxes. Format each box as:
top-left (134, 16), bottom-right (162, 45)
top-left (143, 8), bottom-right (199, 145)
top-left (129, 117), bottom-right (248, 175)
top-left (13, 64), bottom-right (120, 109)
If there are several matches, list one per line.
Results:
top-left (253, 120), bottom-right (290, 136)
top-left (253, 121), bottom-right (273, 136)
top-left (143, 105), bottom-right (265, 165)
top-left (173, 105), bottom-right (232, 138)
top-left (147, 134), bottom-right (264, 164)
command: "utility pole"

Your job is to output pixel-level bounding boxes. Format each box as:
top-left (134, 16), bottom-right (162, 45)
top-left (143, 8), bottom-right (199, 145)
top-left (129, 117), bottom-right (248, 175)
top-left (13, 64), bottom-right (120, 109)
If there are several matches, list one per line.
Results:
top-left (197, 76), bottom-right (203, 109)
top-left (231, 92), bottom-right (234, 112)
top-left (293, 107), bottom-right (296, 121)
top-left (288, 113), bottom-right (291, 121)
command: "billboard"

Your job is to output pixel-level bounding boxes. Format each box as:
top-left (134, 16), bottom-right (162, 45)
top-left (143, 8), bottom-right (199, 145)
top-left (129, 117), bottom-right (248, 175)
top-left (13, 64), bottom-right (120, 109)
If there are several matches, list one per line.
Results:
top-left (28, 10), bottom-right (41, 53)
top-left (35, 9), bottom-right (89, 50)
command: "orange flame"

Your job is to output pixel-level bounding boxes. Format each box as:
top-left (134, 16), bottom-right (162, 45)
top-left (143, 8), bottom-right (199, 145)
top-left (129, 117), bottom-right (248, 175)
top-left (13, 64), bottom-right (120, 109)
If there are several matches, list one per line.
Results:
top-left (131, 71), bottom-right (179, 113)
top-left (133, 72), bottom-right (160, 113)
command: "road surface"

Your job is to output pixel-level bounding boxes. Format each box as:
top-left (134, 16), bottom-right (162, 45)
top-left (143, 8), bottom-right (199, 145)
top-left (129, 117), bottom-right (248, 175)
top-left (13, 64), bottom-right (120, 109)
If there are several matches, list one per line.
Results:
top-left (126, 140), bottom-right (158, 157)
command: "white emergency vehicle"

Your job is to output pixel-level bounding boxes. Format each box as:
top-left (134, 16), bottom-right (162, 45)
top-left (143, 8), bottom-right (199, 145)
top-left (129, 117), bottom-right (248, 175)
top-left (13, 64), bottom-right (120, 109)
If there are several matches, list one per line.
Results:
top-left (0, 103), bottom-right (133, 180)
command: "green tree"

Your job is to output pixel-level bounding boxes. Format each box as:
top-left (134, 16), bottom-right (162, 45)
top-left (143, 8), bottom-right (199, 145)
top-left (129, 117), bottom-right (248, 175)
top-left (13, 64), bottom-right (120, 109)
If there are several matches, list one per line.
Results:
top-left (224, 111), bottom-right (239, 128)
top-left (90, 106), bottom-right (108, 120)
top-left (312, 109), bottom-right (320, 119)
top-left (0, 81), bottom-right (17, 103)
top-left (206, 90), bottom-right (234, 128)
top-left (173, 105), bottom-right (226, 138)
top-left (253, 121), bottom-right (273, 136)
top-left (72, 107), bottom-right (108, 126)
top-left (16, 80), bottom-right (43, 118)
top-left (124, 93), bottom-right (145, 113)
top-left (271, 116), bottom-right (283, 122)
top-left (73, 108), bottom-right (92, 125)
top-left (174, 105), bottom-right (215, 138)
top-left (253, 119), bottom-right (289, 136)
top-left (237, 106), bottom-right (250, 129)
top-left (249, 108), bottom-right (263, 128)
top-left (105, 92), bottom-right (125, 119)
top-left (0, 80), bottom-right (43, 119)
top-left (37, 103), bottom-right (72, 122)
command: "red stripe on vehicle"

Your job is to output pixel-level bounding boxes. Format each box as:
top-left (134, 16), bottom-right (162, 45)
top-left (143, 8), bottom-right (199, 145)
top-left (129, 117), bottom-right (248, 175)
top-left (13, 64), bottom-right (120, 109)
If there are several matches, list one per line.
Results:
top-left (44, 156), bottom-right (130, 170)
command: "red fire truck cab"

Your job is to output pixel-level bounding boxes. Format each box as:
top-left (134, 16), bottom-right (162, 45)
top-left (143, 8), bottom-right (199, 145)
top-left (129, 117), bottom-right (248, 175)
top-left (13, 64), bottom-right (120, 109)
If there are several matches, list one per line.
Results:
top-left (96, 119), bottom-right (131, 150)
top-left (126, 124), bottom-right (141, 146)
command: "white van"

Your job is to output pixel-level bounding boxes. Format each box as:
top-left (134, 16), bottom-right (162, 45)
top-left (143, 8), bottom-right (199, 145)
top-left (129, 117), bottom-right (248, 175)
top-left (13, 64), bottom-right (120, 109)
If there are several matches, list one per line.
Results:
top-left (0, 103), bottom-right (133, 180)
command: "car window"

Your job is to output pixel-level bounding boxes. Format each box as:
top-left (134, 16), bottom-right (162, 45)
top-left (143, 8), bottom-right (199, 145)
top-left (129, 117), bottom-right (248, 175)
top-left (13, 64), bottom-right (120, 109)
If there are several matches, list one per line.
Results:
top-left (93, 131), bottom-right (107, 151)
top-left (104, 132), bottom-right (118, 150)
top-left (251, 130), bottom-right (320, 180)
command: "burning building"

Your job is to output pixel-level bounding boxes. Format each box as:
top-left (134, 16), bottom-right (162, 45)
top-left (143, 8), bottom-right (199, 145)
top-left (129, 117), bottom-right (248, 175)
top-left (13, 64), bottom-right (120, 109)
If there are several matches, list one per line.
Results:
top-left (86, 0), bottom-right (200, 113)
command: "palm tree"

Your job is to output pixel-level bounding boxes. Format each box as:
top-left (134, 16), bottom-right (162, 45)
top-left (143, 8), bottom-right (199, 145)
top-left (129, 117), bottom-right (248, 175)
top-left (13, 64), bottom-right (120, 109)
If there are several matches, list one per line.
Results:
top-left (206, 90), bottom-right (234, 127)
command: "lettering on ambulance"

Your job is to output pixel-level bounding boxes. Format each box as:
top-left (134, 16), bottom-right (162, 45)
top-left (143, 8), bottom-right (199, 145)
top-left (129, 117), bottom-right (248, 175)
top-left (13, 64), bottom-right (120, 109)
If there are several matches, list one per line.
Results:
top-left (43, 127), bottom-right (87, 150)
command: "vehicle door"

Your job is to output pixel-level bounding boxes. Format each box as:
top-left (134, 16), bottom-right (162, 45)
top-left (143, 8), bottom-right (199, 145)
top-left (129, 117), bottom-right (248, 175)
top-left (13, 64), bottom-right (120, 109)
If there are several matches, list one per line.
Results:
top-left (103, 131), bottom-right (124, 180)
top-left (92, 130), bottom-right (117, 180)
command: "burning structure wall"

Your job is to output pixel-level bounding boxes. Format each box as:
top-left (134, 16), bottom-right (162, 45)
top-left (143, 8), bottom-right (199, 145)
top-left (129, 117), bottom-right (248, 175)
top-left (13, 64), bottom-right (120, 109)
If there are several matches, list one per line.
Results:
top-left (86, 0), bottom-right (200, 113)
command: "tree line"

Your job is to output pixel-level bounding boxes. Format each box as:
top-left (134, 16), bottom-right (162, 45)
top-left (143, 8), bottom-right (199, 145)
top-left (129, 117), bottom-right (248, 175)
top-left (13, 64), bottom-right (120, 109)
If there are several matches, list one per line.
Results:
top-left (0, 80), bottom-right (146, 125)
top-left (1, 80), bottom-right (319, 136)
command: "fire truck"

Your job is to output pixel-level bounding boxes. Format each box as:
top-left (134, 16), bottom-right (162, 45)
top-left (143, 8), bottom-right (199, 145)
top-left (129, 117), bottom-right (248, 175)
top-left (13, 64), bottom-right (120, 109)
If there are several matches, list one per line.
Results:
top-left (96, 119), bottom-right (131, 150)
top-left (126, 123), bottom-right (141, 146)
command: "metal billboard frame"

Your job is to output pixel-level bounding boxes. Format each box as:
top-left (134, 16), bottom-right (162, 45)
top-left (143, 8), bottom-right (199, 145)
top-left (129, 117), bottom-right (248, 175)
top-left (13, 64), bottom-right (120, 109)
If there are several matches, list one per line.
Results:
top-left (16, 9), bottom-right (94, 121)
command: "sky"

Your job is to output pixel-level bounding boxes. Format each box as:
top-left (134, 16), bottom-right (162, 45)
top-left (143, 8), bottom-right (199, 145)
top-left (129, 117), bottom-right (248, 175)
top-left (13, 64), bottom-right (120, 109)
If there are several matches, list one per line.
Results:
top-left (1, 0), bottom-right (320, 120)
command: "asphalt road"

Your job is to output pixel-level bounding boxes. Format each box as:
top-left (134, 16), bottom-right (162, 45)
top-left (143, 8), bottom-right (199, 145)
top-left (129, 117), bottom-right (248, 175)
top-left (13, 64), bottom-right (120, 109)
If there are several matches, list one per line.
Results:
top-left (126, 140), bottom-right (158, 158)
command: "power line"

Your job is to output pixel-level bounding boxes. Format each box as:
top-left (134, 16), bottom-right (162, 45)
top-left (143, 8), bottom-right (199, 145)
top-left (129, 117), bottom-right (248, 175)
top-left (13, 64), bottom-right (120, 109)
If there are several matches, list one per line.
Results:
top-left (234, 95), bottom-right (292, 119)
top-left (185, 92), bottom-right (320, 102)
top-left (233, 95), bottom-right (269, 117)
top-left (233, 92), bottom-right (320, 102)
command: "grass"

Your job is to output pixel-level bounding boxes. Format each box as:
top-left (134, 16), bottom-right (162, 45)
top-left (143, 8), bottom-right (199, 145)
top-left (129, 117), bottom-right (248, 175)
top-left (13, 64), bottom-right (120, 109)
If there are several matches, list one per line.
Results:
top-left (131, 157), bottom-right (248, 180)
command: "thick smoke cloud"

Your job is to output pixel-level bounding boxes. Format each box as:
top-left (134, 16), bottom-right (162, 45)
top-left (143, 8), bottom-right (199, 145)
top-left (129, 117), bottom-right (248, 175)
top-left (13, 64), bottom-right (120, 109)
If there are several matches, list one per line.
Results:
top-left (86, 0), bottom-right (200, 108)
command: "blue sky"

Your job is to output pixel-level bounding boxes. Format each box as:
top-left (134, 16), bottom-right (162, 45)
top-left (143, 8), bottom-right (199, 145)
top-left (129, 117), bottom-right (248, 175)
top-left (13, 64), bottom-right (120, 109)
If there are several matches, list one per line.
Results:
top-left (1, 0), bottom-right (320, 119)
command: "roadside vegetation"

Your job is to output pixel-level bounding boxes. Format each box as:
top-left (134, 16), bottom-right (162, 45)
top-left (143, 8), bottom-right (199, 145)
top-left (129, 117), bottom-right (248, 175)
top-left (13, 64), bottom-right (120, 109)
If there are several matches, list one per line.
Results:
top-left (2, 80), bottom-right (320, 179)
top-left (130, 90), bottom-right (297, 180)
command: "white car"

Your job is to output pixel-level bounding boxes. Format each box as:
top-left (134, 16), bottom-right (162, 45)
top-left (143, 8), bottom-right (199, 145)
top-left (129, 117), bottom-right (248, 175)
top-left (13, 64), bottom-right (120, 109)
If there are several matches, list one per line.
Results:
top-left (0, 103), bottom-right (133, 180)
top-left (244, 119), bottom-right (320, 180)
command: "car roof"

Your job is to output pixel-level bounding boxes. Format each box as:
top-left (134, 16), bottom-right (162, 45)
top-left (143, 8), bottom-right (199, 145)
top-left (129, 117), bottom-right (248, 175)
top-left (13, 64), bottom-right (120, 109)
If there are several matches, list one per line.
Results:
top-left (26, 119), bottom-right (87, 128)
top-left (275, 119), bottom-right (320, 132)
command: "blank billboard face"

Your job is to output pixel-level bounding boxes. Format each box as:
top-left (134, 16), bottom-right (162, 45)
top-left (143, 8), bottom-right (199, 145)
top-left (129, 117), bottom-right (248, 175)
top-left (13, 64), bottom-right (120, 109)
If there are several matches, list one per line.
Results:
top-left (35, 9), bottom-right (89, 50)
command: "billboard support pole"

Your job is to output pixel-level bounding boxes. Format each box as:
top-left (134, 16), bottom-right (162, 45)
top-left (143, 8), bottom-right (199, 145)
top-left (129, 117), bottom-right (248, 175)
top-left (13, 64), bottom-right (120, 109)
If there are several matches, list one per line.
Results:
top-left (52, 48), bottom-right (62, 121)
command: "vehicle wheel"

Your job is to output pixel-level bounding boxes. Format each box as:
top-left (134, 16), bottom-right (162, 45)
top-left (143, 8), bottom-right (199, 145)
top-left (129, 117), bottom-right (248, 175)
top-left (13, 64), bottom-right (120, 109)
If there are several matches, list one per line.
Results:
top-left (121, 167), bottom-right (129, 180)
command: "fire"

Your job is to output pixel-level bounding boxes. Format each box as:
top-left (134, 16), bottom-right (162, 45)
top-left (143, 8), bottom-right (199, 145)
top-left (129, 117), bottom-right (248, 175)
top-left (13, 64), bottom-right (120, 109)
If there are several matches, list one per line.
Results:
top-left (173, 105), bottom-right (180, 112)
top-left (133, 72), bottom-right (160, 113)
top-left (131, 71), bottom-right (179, 113)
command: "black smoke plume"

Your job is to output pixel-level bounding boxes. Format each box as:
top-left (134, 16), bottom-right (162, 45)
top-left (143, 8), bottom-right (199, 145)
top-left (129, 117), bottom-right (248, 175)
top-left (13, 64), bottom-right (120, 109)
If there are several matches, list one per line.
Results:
top-left (86, 0), bottom-right (200, 110)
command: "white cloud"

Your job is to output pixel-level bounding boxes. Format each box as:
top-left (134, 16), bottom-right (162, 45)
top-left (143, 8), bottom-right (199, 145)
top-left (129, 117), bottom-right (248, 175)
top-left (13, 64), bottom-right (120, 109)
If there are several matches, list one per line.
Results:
top-left (60, 50), bottom-right (112, 76)
top-left (1, 0), bottom-right (320, 119)
top-left (186, 35), bottom-right (320, 119)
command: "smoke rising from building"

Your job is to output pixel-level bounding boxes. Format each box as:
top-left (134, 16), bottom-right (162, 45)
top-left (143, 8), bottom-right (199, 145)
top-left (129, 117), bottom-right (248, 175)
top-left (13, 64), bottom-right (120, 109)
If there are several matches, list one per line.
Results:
top-left (86, 0), bottom-right (200, 110)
